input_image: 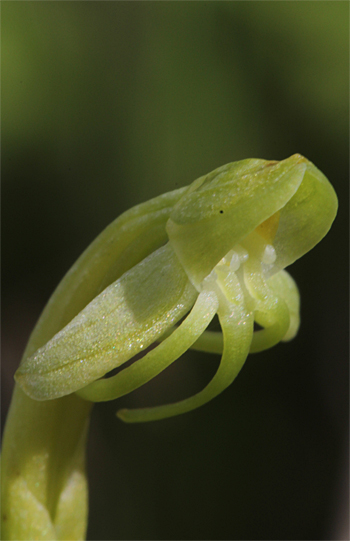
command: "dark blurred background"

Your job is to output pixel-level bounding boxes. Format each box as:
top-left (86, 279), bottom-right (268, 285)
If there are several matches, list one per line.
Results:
top-left (2, 2), bottom-right (349, 540)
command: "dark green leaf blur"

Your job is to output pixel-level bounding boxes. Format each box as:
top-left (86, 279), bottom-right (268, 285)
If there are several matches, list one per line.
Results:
top-left (2, 2), bottom-right (349, 540)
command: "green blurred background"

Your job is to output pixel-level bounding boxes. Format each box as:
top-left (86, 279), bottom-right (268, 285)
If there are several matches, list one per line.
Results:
top-left (2, 2), bottom-right (349, 540)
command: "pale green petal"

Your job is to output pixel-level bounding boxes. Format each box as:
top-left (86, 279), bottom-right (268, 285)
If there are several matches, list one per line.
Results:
top-left (22, 186), bottom-right (187, 361)
top-left (270, 161), bottom-right (338, 275)
top-left (117, 270), bottom-right (254, 423)
top-left (77, 289), bottom-right (219, 402)
top-left (167, 155), bottom-right (307, 287)
top-left (15, 244), bottom-right (197, 400)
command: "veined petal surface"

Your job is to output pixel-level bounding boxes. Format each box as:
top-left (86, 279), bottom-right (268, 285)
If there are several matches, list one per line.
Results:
top-left (22, 186), bottom-right (187, 361)
top-left (16, 244), bottom-right (197, 400)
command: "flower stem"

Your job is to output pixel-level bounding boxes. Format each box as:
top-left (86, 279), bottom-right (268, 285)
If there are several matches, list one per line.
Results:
top-left (1, 386), bottom-right (92, 540)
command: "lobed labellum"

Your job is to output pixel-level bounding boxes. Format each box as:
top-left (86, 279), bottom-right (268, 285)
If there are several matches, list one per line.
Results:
top-left (15, 155), bottom-right (338, 422)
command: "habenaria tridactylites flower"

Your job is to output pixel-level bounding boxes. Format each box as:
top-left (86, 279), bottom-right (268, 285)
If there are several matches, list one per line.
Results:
top-left (16, 154), bottom-right (338, 422)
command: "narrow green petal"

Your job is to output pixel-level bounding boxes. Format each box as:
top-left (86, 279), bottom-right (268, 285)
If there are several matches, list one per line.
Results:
top-left (117, 272), bottom-right (254, 423)
top-left (189, 329), bottom-right (224, 355)
top-left (15, 244), bottom-right (197, 400)
top-left (167, 155), bottom-right (307, 287)
top-left (77, 289), bottom-right (219, 402)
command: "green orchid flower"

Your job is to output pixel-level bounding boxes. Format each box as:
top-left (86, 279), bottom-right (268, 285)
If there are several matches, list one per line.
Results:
top-left (15, 153), bottom-right (337, 420)
top-left (1, 154), bottom-right (337, 540)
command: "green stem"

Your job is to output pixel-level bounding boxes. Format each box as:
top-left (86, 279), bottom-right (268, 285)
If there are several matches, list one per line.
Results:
top-left (1, 190), bottom-right (183, 539)
top-left (1, 388), bottom-right (92, 540)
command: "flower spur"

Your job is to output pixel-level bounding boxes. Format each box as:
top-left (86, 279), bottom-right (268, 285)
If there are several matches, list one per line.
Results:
top-left (15, 154), bottom-right (337, 422)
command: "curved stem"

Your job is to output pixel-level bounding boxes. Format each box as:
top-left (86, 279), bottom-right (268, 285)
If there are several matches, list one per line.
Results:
top-left (1, 388), bottom-right (92, 540)
top-left (2, 192), bottom-right (191, 539)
